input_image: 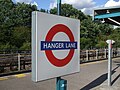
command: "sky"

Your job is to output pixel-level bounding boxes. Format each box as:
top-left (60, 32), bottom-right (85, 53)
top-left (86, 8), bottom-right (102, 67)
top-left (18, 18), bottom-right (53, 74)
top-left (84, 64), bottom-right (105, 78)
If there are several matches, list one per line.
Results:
top-left (12, 0), bottom-right (120, 15)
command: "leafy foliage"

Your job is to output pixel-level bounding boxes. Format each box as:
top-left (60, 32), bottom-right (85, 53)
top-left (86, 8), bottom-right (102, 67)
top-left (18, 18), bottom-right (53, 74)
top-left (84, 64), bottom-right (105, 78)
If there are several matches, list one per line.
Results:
top-left (0, 0), bottom-right (37, 50)
top-left (20, 42), bottom-right (31, 50)
top-left (50, 4), bottom-right (87, 20)
top-left (12, 26), bottom-right (31, 48)
top-left (0, 1), bottom-right (120, 50)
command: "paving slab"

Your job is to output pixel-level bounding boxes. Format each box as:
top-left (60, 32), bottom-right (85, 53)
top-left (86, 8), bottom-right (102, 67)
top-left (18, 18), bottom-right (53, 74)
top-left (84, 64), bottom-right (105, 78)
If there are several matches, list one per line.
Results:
top-left (0, 58), bottom-right (119, 90)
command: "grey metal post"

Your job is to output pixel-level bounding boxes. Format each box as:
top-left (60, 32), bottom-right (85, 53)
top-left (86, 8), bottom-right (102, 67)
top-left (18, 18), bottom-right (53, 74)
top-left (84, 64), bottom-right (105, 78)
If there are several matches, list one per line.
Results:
top-left (112, 49), bottom-right (114, 57)
top-left (108, 41), bottom-right (112, 86)
top-left (117, 48), bottom-right (120, 56)
top-left (86, 50), bottom-right (89, 61)
top-left (105, 49), bottom-right (107, 58)
top-left (57, 0), bottom-right (61, 15)
top-left (117, 48), bottom-right (119, 56)
top-left (18, 53), bottom-right (21, 71)
top-left (111, 49), bottom-right (113, 57)
top-left (96, 49), bottom-right (98, 60)
top-left (56, 0), bottom-right (63, 90)
top-left (116, 48), bottom-right (118, 56)
top-left (106, 40), bottom-right (115, 86)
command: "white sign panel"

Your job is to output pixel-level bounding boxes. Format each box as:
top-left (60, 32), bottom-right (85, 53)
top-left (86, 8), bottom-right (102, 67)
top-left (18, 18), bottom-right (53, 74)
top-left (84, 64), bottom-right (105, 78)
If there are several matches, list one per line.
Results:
top-left (32, 11), bottom-right (80, 82)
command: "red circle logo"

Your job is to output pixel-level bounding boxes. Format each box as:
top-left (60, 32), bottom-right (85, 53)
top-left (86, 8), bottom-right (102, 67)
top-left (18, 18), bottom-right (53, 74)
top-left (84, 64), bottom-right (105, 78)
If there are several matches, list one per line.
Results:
top-left (45, 24), bottom-right (75, 67)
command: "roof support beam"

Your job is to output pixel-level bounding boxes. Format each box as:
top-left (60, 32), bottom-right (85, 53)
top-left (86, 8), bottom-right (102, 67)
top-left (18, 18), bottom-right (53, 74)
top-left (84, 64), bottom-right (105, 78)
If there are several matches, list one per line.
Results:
top-left (108, 18), bottom-right (120, 25)
top-left (94, 12), bottom-right (120, 19)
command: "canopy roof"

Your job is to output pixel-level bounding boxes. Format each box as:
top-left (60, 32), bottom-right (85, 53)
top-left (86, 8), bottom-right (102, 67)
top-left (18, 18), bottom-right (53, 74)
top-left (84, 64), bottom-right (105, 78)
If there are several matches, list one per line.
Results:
top-left (93, 6), bottom-right (120, 26)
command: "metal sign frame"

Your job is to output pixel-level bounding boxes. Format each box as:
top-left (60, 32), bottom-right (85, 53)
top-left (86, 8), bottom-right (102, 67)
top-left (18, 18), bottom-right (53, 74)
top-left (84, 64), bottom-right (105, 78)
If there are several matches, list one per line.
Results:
top-left (93, 6), bottom-right (120, 26)
top-left (32, 11), bottom-right (80, 82)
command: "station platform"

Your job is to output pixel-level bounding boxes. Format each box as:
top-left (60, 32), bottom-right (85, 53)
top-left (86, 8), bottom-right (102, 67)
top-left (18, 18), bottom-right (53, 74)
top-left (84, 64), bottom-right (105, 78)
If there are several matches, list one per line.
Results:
top-left (0, 58), bottom-right (120, 90)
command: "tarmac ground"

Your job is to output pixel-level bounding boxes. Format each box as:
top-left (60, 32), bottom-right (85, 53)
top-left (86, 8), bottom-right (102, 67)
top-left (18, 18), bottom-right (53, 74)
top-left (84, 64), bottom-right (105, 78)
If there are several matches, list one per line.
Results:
top-left (0, 58), bottom-right (120, 90)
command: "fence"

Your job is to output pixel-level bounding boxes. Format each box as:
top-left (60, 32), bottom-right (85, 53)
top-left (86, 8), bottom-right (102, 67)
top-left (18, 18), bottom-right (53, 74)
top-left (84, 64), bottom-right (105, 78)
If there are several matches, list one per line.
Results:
top-left (80, 48), bottom-right (120, 62)
top-left (0, 51), bottom-right (31, 74)
top-left (0, 49), bottom-right (120, 74)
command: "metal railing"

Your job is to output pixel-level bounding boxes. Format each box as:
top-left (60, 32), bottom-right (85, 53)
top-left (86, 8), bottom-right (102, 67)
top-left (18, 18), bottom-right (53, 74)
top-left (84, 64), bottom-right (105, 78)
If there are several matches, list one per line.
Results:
top-left (80, 48), bottom-right (120, 62)
top-left (0, 51), bottom-right (31, 74)
top-left (0, 49), bottom-right (120, 74)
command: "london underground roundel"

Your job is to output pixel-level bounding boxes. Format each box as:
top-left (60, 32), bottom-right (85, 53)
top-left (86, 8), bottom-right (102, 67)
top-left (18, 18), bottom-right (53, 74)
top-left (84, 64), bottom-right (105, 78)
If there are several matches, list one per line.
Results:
top-left (41, 24), bottom-right (77, 67)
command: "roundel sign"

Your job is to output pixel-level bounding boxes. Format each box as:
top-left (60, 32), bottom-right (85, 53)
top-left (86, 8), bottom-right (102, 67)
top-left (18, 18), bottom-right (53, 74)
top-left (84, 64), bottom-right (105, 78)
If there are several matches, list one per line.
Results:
top-left (41, 24), bottom-right (77, 67)
top-left (32, 11), bottom-right (80, 82)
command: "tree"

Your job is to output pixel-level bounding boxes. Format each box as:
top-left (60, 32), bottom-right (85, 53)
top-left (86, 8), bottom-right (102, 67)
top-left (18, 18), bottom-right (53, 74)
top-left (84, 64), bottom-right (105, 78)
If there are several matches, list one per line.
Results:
top-left (20, 42), bottom-right (31, 50)
top-left (108, 28), bottom-right (120, 47)
top-left (96, 41), bottom-right (107, 48)
top-left (0, 0), bottom-right (14, 27)
top-left (14, 3), bottom-right (37, 27)
top-left (50, 4), bottom-right (87, 20)
top-left (0, 0), bottom-right (15, 48)
top-left (0, 2), bottom-right (119, 50)
top-left (80, 38), bottom-right (92, 49)
top-left (40, 8), bottom-right (46, 12)
top-left (0, 0), bottom-right (37, 50)
top-left (12, 26), bottom-right (31, 48)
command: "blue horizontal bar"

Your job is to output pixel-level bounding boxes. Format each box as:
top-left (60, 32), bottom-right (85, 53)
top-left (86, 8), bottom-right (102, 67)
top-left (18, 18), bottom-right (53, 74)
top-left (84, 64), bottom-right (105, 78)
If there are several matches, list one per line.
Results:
top-left (94, 12), bottom-right (120, 19)
top-left (41, 41), bottom-right (77, 50)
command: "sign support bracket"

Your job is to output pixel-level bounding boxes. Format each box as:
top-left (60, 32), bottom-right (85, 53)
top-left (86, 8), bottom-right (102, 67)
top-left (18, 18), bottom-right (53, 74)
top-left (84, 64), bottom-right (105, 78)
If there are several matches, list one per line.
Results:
top-left (56, 0), bottom-right (67, 90)
top-left (56, 77), bottom-right (67, 90)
